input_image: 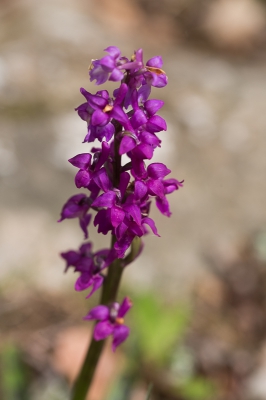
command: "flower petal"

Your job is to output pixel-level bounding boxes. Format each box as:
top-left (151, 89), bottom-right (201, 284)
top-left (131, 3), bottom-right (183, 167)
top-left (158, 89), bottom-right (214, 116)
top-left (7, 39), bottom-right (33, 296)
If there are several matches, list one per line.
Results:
top-left (94, 321), bottom-right (114, 341)
top-left (68, 153), bottom-right (92, 169)
top-left (92, 191), bottom-right (116, 208)
top-left (142, 217), bottom-right (160, 236)
top-left (147, 163), bottom-right (171, 180)
top-left (111, 206), bottom-right (125, 228)
top-left (75, 170), bottom-right (92, 188)
top-left (93, 168), bottom-right (112, 192)
top-left (119, 135), bottom-right (136, 155)
top-left (155, 196), bottom-right (171, 217)
top-left (86, 275), bottom-right (104, 298)
top-left (112, 325), bottom-right (130, 351)
top-left (118, 297), bottom-right (133, 318)
top-left (84, 305), bottom-right (109, 321)
top-left (144, 99), bottom-right (164, 116)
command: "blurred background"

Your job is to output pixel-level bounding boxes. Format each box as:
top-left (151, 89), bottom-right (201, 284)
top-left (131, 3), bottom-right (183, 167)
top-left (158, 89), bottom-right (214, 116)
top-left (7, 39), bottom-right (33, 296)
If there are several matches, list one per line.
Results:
top-left (1, 0), bottom-right (266, 399)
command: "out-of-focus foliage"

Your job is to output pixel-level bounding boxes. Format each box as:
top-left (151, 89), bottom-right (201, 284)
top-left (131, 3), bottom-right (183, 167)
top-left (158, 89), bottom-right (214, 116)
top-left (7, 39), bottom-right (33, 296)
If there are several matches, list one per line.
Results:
top-left (0, 344), bottom-right (28, 400)
top-left (131, 292), bottom-right (190, 364)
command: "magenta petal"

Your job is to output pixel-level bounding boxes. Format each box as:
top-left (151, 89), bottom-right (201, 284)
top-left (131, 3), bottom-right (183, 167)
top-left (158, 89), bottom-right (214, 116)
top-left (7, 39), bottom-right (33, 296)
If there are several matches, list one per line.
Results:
top-left (89, 62), bottom-right (109, 85)
top-left (147, 179), bottom-right (165, 199)
top-left (94, 209), bottom-right (112, 235)
top-left (114, 234), bottom-right (134, 258)
top-left (123, 204), bottom-right (141, 225)
top-left (115, 221), bottom-right (128, 241)
top-left (150, 73), bottom-right (168, 88)
top-left (131, 159), bottom-right (147, 180)
top-left (113, 83), bottom-right (128, 106)
top-left (146, 115), bottom-right (167, 132)
top-left (130, 109), bottom-right (147, 129)
top-left (61, 250), bottom-right (80, 271)
top-left (144, 99), bottom-right (164, 116)
top-left (79, 213), bottom-right (92, 239)
top-left (111, 206), bottom-right (125, 228)
top-left (128, 221), bottom-right (143, 237)
top-left (139, 131), bottom-right (161, 148)
top-left (110, 106), bottom-right (131, 130)
top-left (134, 180), bottom-right (148, 200)
top-left (164, 178), bottom-right (184, 194)
top-left (84, 305), bottom-right (109, 321)
top-left (68, 153), bottom-right (92, 169)
top-left (92, 191), bottom-right (116, 208)
top-left (91, 109), bottom-right (109, 127)
top-left (119, 136), bottom-right (136, 155)
top-left (100, 55), bottom-right (116, 71)
top-left (118, 297), bottom-right (133, 318)
top-left (96, 90), bottom-right (109, 100)
top-left (101, 122), bottom-right (115, 142)
top-left (156, 196), bottom-right (171, 217)
top-left (146, 56), bottom-right (163, 68)
top-left (138, 84), bottom-right (151, 103)
top-left (104, 46), bottom-right (121, 58)
top-left (109, 68), bottom-right (124, 82)
top-left (75, 274), bottom-right (92, 291)
top-left (133, 143), bottom-right (154, 160)
top-left (93, 168), bottom-right (112, 192)
top-left (112, 325), bottom-right (130, 351)
top-left (94, 321), bottom-right (114, 341)
top-left (86, 275), bottom-right (104, 298)
top-left (142, 217), bottom-right (160, 236)
top-left (147, 163), bottom-right (171, 179)
top-left (119, 172), bottom-right (130, 198)
top-left (75, 170), bottom-right (92, 188)
top-left (94, 141), bottom-right (110, 170)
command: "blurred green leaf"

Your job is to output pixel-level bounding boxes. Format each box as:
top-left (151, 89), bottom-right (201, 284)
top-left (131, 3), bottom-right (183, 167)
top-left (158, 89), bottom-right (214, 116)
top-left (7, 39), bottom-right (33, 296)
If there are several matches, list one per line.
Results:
top-left (131, 292), bottom-right (190, 364)
top-left (180, 377), bottom-right (215, 400)
top-left (1, 343), bottom-right (27, 400)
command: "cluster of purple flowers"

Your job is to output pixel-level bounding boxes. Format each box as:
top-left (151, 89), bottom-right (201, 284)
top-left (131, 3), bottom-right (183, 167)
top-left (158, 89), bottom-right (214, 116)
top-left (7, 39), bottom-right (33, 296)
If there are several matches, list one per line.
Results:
top-left (59, 46), bottom-right (183, 351)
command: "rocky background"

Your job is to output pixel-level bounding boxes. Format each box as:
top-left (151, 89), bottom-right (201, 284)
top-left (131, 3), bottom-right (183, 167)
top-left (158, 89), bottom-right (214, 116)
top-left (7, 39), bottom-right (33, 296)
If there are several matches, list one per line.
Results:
top-left (1, 0), bottom-right (266, 399)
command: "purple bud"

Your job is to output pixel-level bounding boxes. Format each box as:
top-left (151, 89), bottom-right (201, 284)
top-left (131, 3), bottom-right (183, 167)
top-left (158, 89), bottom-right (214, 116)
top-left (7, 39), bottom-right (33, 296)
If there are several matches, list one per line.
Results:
top-left (68, 153), bottom-right (92, 169)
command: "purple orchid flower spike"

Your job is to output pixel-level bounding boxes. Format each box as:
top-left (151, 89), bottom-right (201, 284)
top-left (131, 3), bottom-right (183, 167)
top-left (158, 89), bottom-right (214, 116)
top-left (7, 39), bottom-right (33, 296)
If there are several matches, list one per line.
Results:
top-left (84, 297), bottom-right (132, 351)
top-left (59, 45), bottom-right (183, 368)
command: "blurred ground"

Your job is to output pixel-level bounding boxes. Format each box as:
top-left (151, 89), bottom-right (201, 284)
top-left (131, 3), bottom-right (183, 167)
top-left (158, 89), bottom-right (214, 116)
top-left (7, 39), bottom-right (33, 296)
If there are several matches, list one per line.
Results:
top-left (1, 0), bottom-right (266, 398)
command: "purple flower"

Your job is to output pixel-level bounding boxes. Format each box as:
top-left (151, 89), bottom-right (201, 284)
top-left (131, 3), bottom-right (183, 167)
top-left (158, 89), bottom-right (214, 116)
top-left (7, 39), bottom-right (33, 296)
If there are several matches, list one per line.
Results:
top-left (61, 242), bottom-right (116, 298)
top-left (76, 84), bottom-right (129, 143)
top-left (58, 194), bottom-right (92, 238)
top-left (68, 141), bottom-right (111, 189)
top-left (90, 46), bottom-right (124, 85)
top-left (89, 46), bottom-right (142, 85)
top-left (84, 297), bottom-right (132, 351)
top-left (119, 89), bottom-right (165, 160)
top-left (75, 88), bottom-right (115, 143)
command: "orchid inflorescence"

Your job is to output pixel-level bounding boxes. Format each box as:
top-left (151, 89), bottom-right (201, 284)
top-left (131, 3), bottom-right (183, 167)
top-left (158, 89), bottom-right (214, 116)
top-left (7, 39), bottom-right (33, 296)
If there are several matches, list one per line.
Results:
top-left (59, 46), bottom-right (183, 351)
